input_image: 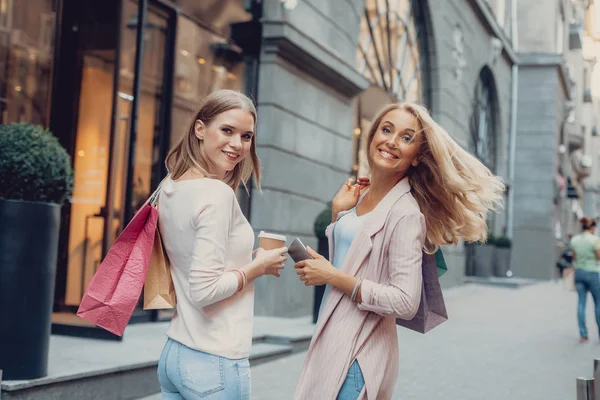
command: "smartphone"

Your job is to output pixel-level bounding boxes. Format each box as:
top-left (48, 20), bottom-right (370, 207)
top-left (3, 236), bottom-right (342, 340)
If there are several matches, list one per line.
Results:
top-left (288, 238), bottom-right (313, 263)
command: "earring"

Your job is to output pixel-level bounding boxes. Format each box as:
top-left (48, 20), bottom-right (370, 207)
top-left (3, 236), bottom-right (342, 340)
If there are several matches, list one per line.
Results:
top-left (412, 160), bottom-right (419, 167)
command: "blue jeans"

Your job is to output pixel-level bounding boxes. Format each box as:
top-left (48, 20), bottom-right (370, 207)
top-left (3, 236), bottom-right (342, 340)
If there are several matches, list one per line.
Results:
top-left (337, 360), bottom-right (365, 400)
top-left (157, 338), bottom-right (251, 399)
top-left (575, 269), bottom-right (600, 339)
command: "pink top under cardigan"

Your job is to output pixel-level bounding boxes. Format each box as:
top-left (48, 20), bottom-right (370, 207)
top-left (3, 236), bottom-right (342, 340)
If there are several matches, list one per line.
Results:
top-left (293, 177), bottom-right (425, 400)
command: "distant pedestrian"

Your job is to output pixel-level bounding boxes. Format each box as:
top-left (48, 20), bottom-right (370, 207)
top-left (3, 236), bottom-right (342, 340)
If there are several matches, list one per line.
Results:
top-left (556, 233), bottom-right (574, 280)
top-left (156, 90), bottom-right (288, 399)
top-left (570, 217), bottom-right (600, 343)
top-left (292, 102), bottom-right (504, 399)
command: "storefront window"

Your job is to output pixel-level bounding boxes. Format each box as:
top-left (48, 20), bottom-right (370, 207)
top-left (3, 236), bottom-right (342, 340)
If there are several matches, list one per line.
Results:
top-left (64, 1), bottom-right (169, 306)
top-left (0, 0), bottom-right (55, 126)
top-left (54, 0), bottom-right (252, 311)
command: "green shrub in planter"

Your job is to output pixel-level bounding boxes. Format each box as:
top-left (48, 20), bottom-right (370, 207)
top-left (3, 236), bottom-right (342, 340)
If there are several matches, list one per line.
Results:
top-left (0, 123), bottom-right (74, 204)
top-left (494, 236), bottom-right (512, 249)
top-left (0, 123), bottom-right (73, 380)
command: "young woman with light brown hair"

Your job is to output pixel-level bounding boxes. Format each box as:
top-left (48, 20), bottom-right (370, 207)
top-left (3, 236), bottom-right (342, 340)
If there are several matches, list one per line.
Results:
top-left (293, 102), bottom-right (504, 399)
top-left (570, 216), bottom-right (600, 343)
top-left (156, 90), bottom-right (288, 399)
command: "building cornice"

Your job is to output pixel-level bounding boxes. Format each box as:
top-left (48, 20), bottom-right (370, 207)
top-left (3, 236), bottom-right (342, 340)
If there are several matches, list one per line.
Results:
top-left (468, 0), bottom-right (518, 64)
top-left (518, 53), bottom-right (571, 99)
top-left (261, 20), bottom-right (370, 98)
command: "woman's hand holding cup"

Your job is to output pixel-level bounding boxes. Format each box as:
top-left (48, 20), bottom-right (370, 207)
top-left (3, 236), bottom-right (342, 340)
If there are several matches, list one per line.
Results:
top-left (252, 231), bottom-right (288, 278)
top-left (253, 247), bottom-right (288, 277)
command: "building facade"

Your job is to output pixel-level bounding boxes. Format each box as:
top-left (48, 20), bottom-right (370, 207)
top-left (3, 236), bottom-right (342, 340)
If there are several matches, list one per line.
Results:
top-left (1, 0), bottom-right (536, 325)
top-left (250, 0), bottom-right (515, 316)
top-left (581, 1), bottom-right (600, 223)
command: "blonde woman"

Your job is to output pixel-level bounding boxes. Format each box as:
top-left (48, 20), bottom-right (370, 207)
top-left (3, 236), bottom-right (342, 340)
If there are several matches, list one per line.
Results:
top-left (156, 90), bottom-right (288, 399)
top-left (293, 103), bottom-right (504, 399)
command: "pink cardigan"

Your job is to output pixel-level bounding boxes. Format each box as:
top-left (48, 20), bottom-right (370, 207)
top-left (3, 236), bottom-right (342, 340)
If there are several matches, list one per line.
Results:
top-left (294, 178), bottom-right (425, 400)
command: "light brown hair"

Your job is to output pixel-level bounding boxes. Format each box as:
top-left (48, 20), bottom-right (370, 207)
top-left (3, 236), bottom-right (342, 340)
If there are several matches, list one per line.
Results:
top-left (165, 90), bottom-right (261, 191)
top-left (366, 102), bottom-right (505, 252)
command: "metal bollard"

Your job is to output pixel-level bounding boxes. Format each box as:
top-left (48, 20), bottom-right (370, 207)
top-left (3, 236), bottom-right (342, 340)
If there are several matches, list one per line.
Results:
top-left (577, 377), bottom-right (595, 400)
top-left (595, 359), bottom-right (600, 400)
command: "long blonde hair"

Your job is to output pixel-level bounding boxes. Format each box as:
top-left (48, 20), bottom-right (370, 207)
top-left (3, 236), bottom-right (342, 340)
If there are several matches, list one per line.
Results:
top-left (366, 102), bottom-right (505, 252)
top-left (165, 90), bottom-right (261, 191)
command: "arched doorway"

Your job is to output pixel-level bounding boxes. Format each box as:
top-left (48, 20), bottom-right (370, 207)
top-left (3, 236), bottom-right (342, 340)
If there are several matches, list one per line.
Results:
top-left (352, 0), bottom-right (431, 178)
top-left (466, 66), bottom-right (500, 277)
top-left (469, 67), bottom-right (498, 172)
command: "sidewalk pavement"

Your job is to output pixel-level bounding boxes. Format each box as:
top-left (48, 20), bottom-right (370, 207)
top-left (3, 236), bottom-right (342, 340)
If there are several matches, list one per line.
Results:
top-left (0, 316), bottom-right (314, 399)
top-left (5, 281), bottom-right (598, 399)
top-left (248, 282), bottom-right (600, 400)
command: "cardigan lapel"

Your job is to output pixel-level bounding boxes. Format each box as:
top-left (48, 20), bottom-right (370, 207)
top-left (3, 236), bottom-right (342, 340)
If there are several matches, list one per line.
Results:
top-left (314, 177), bottom-right (413, 340)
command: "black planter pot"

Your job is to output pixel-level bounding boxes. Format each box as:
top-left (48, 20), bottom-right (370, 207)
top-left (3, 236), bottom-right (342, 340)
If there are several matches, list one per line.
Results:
top-left (0, 198), bottom-right (60, 380)
top-left (493, 248), bottom-right (511, 277)
top-left (473, 244), bottom-right (495, 278)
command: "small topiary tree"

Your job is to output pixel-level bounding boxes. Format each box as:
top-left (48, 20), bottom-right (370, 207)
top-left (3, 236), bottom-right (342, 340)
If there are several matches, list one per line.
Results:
top-left (314, 202), bottom-right (332, 240)
top-left (0, 123), bottom-right (74, 205)
top-left (494, 236), bottom-right (512, 249)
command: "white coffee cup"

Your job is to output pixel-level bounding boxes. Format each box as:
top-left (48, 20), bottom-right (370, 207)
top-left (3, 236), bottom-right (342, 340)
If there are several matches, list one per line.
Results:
top-left (257, 231), bottom-right (287, 250)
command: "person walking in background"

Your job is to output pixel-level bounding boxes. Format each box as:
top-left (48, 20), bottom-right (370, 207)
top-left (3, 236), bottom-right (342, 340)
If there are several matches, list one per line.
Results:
top-left (292, 102), bottom-right (504, 400)
top-left (570, 217), bottom-right (600, 343)
top-left (556, 233), bottom-right (574, 281)
top-left (156, 90), bottom-right (288, 399)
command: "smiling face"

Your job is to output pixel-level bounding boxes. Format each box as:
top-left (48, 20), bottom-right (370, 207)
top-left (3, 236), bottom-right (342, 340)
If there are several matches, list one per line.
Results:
top-left (368, 107), bottom-right (422, 179)
top-left (194, 108), bottom-right (255, 179)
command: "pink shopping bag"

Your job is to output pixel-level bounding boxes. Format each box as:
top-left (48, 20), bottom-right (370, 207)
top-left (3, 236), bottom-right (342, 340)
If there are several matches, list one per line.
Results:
top-left (77, 196), bottom-right (159, 336)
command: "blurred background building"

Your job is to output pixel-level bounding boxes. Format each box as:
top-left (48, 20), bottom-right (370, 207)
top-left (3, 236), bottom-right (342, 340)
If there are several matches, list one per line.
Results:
top-left (0, 0), bottom-right (597, 330)
top-left (510, 0), bottom-right (600, 280)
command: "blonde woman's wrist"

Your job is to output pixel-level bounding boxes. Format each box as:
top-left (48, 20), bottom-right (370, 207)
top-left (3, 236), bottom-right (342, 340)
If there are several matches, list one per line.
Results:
top-left (331, 206), bottom-right (342, 222)
top-left (243, 259), bottom-right (265, 281)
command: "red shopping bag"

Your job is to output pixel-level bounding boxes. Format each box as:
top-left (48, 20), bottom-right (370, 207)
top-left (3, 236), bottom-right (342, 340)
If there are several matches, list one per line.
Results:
top-left (77, 197), bottom-right (159, 336)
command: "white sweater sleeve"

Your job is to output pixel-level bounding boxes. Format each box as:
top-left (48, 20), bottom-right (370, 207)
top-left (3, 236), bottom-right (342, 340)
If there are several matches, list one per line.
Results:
top-left (188, 181), bottom-right (240, 308)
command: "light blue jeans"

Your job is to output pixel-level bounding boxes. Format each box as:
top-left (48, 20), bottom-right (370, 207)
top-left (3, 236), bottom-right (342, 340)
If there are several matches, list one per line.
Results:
top-left (157, 338), bottom-right (251, 399)
top-left (575, 269), bottom-right (600, 339)
top-left (337, 360), bottom-right (365, 400)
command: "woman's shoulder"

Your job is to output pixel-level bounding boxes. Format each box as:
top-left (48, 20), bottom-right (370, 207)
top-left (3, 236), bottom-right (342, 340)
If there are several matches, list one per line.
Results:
top-left (390, 190), bottom-right (423, 219)
top-left (179, 177), bottom-right (234, 196)
top-left (169, 178), bottom-right (236, 209)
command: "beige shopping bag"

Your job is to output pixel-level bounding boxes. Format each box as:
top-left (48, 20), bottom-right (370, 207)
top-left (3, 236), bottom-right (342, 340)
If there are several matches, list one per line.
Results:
top-left (143, 228), bottom-right (177, 309)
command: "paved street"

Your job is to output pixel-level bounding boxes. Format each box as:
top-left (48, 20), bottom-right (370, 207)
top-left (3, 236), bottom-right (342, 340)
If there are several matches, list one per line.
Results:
top-left (250, 282), bottom-right (600, 400)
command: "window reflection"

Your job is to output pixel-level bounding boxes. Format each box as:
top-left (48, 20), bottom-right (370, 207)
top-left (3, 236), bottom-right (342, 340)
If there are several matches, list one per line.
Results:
top-left (353, 0), bottom-right (427, 178)
top-left (0, 0), bottom-right (55, 125)
top-left (357, 0), bottom-right (422, 102)
top-left (171, 15), bottom-right (245, 146)
top-left (171, 0), bottom-right (251, 38)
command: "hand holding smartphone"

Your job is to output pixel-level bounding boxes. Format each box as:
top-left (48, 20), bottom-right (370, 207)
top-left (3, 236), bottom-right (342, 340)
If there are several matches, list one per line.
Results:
top-left (288, 238), bottom-right (313, 263)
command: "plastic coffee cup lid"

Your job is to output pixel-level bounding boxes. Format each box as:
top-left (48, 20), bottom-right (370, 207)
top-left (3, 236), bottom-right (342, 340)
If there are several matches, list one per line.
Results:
top-left (258, 231), bottom-right (287, 242)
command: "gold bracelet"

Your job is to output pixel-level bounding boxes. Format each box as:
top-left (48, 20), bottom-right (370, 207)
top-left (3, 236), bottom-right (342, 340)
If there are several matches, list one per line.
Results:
top-left (233, 269), bottom-right (247, 291)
